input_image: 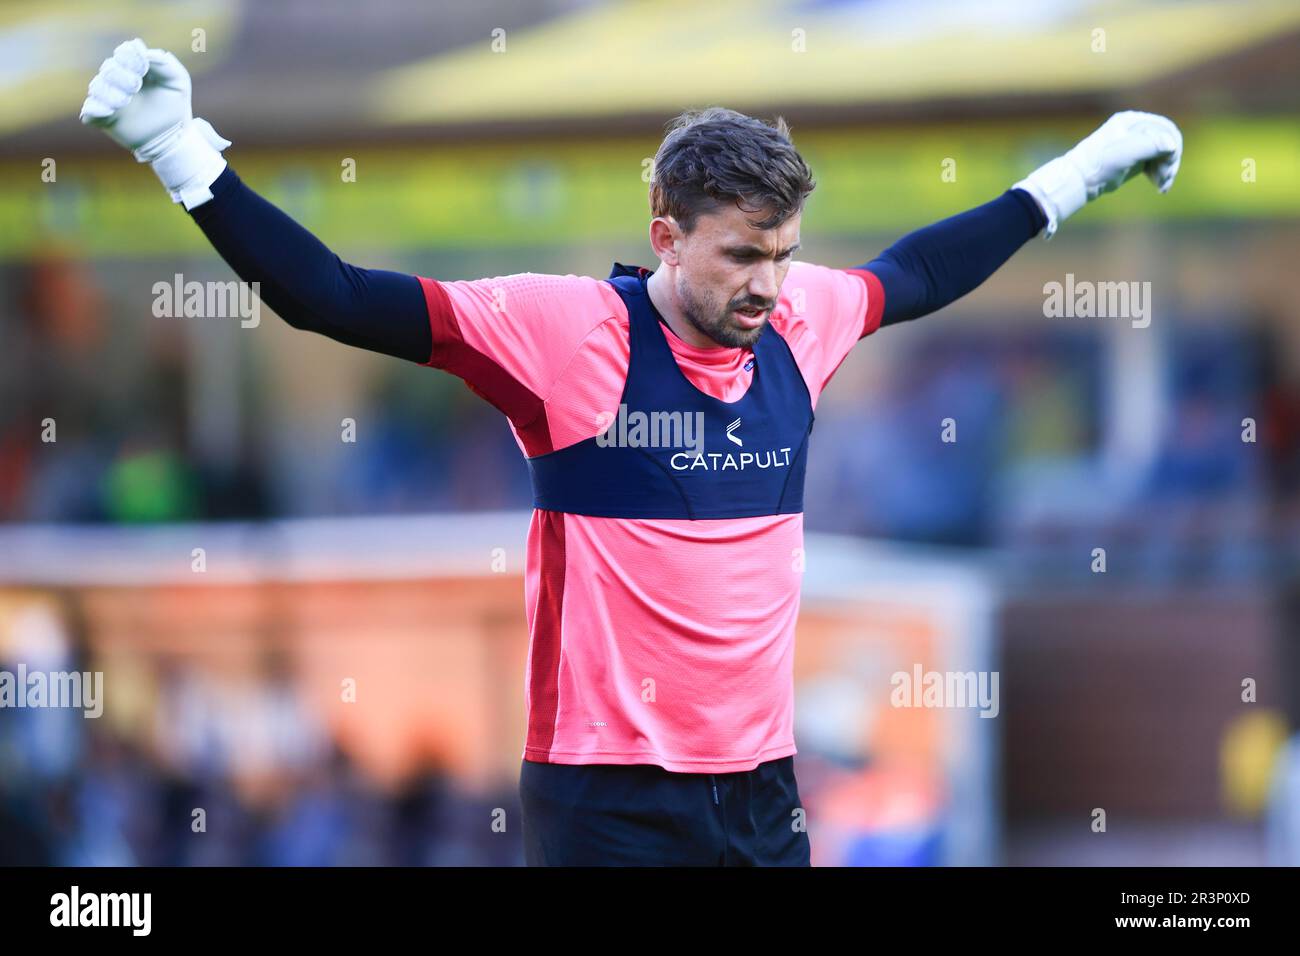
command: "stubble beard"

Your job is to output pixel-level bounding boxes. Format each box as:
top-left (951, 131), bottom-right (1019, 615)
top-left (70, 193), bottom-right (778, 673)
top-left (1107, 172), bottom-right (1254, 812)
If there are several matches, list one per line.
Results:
top-left (677, 274), bottom-right (767, 350)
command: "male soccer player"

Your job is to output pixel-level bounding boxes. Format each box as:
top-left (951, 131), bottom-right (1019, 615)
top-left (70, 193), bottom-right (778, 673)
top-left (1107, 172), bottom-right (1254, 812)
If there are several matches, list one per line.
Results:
top-left (80, 39), bottom-right (1182, 866)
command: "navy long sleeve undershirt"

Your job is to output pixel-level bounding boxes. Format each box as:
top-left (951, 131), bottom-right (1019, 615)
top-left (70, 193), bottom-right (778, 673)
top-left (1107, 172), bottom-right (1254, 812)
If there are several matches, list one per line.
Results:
top-left (189, 167), bottom-right (431, 362)
top-left (187, 167), bottom-right (1047, 362)
top-left (859, 187), bottom-right (1047, 326)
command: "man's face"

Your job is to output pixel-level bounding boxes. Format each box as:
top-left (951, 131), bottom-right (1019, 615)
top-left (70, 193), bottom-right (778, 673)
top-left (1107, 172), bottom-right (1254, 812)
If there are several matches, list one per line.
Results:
top-left (670, 203), bottom-right (801, 349)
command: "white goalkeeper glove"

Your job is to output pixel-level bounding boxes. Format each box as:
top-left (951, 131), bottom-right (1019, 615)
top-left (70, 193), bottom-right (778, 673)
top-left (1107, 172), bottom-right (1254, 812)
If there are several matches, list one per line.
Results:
top-left (1014, 110), bottom-right (1182, 238)
top-left (79, 37), bottom-right (230, 210)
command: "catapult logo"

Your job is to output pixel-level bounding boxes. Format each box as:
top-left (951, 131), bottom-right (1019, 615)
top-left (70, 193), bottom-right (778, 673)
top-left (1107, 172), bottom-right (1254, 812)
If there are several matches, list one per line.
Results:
top-left (670, 416), bottom-right (793, 472)
top-left (0, 664), bottom-right (102, 718)
top-left (50, 886), bottom-right (151, 936)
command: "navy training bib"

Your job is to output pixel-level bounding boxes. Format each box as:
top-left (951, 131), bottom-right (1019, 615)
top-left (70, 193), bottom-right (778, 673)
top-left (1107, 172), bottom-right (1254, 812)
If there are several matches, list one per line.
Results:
top-left (525, 263), bottom-right (814, 520)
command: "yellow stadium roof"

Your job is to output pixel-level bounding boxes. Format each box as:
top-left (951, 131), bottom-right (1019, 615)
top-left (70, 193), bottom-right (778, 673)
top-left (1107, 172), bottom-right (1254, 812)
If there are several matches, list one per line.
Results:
top-left (372, 0), bottom-right (1300, 126)
top-left (2, 0), bottom-right (1296, 150)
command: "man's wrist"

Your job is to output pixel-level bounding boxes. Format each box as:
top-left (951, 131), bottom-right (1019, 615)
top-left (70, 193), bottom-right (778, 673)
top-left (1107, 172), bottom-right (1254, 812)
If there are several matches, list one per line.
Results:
top-left (1012, 154), bottom-right (1088, 239)
top-left (137, 117), bottom-right (231, 210)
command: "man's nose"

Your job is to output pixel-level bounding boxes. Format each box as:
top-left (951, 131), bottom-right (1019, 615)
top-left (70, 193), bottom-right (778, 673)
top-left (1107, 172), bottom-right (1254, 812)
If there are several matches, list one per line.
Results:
top-left (747, 262), bottom-right (779, 304)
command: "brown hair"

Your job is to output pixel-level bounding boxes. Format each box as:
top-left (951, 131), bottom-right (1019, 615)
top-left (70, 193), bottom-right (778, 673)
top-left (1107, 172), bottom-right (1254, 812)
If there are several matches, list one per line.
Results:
top-left (648, 107), bottom-right (815, 233)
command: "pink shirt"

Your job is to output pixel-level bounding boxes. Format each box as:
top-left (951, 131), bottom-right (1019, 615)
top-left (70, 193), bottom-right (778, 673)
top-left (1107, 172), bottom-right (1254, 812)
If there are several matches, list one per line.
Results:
top-left (418, 261), bottom-right (884, 772)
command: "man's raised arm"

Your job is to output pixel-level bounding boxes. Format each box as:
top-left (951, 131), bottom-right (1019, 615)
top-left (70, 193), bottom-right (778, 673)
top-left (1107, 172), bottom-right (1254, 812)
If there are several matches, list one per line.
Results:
top-left (858, 111), bottom-right (1183, 329)
top-left (79, 37), bottom-right (431, 363)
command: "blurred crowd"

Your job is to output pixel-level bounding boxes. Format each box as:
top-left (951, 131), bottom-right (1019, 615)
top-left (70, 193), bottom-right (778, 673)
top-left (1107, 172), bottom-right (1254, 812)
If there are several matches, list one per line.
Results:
top-left (805, 315), bottom-right (1300, 583)
top-left (0, 252), bottom-right (530, 525)
top-left (0, 730), bottom-right (522, 867)
top-left (0, 598), bottom-right (522, 866)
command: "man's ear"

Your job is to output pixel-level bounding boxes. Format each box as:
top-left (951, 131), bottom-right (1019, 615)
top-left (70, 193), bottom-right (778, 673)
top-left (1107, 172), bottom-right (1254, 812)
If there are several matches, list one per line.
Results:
top-left (648, 216), bottom-right (682, 266)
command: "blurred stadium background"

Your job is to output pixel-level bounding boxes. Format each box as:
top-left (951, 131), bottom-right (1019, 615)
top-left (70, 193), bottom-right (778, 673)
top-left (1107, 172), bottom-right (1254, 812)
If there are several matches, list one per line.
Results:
top-left (1, 0), bottom-right (1298, 865)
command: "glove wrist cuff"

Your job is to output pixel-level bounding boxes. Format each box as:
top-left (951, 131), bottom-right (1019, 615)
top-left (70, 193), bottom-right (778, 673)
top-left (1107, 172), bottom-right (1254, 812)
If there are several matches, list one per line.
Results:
top-left (135, 117), bottom-right (231, 210)
top-left (1013, 155), bottom-right (1089, 239)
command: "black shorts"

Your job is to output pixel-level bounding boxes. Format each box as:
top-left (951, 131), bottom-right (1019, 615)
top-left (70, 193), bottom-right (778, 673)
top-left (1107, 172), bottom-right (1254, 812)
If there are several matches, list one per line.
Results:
top-left (519, 755), bottom-right (811, 866)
